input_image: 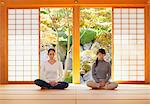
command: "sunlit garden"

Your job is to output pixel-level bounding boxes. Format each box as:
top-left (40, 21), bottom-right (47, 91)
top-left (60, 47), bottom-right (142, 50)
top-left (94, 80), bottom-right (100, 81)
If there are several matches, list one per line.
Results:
top-left (40, 8), bottom-right (112, 83)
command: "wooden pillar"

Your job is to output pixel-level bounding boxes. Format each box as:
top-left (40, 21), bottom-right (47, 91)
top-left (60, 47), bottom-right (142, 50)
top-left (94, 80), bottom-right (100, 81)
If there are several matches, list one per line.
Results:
top-left (145, 2), bottom-right (150, 84)
top-left (72, 6), bottom-right (80, 84)
top-left (0, 1), bottom-right (8, 84)
top-left (0, 1), bottom-right (2, 84)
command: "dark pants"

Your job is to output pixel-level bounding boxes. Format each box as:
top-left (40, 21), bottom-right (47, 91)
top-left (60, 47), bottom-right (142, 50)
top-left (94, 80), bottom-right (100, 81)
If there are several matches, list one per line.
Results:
top-left (34, 79), bottom-right (69, 89)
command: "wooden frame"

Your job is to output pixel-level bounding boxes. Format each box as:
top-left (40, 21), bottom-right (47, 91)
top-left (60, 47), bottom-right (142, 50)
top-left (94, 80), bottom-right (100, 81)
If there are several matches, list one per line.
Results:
top-left (0, 0), bottom-right (150, 84)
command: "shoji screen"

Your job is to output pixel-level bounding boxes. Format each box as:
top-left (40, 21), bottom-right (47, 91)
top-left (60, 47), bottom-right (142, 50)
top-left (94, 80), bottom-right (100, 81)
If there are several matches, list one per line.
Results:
top-left (8, 9), bottom-right (39, 81)
top-left (113, 8), bottom-right (145, 81)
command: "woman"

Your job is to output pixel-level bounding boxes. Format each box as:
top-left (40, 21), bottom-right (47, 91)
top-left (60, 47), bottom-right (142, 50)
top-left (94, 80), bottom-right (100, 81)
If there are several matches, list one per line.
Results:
top-left (34, 48), bottom-right (69, 89)
top-left (87, 48), bottom-right (118, 90)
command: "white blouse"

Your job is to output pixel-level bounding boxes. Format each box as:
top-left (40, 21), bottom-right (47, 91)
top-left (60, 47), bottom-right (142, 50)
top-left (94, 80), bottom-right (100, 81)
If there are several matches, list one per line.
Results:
top-left (40, 61), bottom-right (64, 83)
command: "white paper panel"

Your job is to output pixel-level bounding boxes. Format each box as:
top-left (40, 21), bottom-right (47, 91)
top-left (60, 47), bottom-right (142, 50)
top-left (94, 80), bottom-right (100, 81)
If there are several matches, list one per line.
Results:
top-left (8, 9), bottom-right (39, 81)
top-left (113, 8), bottom-right (145, 81)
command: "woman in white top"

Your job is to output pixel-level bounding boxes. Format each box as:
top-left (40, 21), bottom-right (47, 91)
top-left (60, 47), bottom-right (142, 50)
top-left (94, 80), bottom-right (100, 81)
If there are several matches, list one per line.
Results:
top-left (34, 48), bottom-right (69, 89)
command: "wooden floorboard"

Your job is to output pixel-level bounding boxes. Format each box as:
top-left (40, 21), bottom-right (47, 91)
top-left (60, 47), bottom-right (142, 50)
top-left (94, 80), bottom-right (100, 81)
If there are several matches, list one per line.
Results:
top-left (0, 84), bottom-right (150, 104)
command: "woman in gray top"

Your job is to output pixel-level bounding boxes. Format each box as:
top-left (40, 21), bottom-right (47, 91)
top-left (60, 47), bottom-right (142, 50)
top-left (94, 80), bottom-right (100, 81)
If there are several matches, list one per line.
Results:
top-left (87, 48), bottom-right (118, 90)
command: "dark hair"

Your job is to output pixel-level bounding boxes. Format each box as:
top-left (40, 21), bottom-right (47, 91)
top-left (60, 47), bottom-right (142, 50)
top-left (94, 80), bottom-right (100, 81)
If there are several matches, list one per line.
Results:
top-left (48, 48), bottom-right (55, 54)
top-left (95, 48), bottom-right (106, 67)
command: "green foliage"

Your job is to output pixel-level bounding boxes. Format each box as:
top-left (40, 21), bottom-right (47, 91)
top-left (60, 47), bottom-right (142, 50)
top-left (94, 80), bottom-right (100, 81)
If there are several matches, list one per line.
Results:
top-left (40, 10), bottom-right (48, 14)
top-left (64, 73), bottom-right (72, 83)
top-left (80, 8), bottom-right (112, 51)
top-left (40, 8), bottom-right (72, 32)
top-left (80, 29), bottom-right (96, 45)
top-left (40, 8), bottom-right (73, 47)
top-left (58, 31), bottom-right (67, 38)
top-left (96, 32), bottom-right (111, 52)
top-left (81, 61), bottom-right (91, 73)
top-left (80, 8), bottom-right (112, 31)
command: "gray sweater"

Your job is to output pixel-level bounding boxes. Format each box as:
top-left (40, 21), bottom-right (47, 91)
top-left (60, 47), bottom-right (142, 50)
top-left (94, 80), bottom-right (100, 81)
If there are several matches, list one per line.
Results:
top-left (92, 60), bottom-right (111, 83)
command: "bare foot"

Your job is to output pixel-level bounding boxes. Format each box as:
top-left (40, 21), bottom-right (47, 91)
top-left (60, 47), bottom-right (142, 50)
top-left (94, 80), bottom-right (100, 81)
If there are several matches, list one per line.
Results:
top-left (41, 87), bottom-right (48, 90)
